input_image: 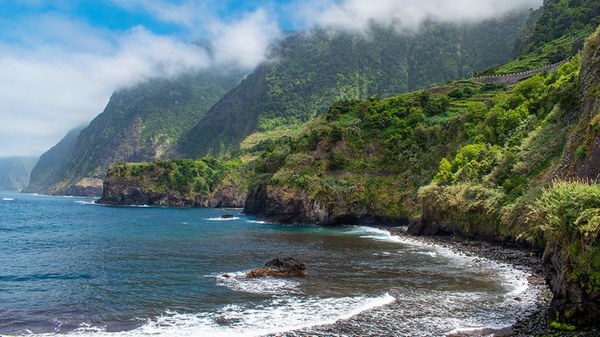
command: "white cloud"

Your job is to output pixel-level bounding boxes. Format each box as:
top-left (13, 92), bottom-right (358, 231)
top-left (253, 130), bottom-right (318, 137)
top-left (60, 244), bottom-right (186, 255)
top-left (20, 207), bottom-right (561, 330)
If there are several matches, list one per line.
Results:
top-left (208, 9), bottom-right (282, 69)
top-left (111, 0), bottom-right (283, 68)
top-left (0, 0), bottom-right (545, 157)
top-left (0, 21), bottom-right (210, 157)
top-left (0, 5), bottom-right (283, 157)
top-left (294, 0), bottom-right (543, 33)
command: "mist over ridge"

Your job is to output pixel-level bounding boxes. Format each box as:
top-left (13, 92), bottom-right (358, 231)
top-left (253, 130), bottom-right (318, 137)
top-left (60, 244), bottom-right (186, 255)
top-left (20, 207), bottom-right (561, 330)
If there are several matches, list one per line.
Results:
top-left (0, 0), bottom-right (543, 158)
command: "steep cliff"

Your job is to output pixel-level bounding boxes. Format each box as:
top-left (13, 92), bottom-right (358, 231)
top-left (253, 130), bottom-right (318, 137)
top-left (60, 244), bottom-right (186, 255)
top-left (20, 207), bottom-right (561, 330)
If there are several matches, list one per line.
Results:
top-left (23, 126), bottom-right (83, 194)
top-left (179, 14), bottom-right (529, 157)
top-left (242, 83), bottom-right (501, 224)
top-left (33, 12), bottom-right (528, 196)
top-left (414, 27), bottom-right (600, 326)
top-left (27, 71), bottom-right (242, 196)
top-left (0, 156), bottom-right (38, 191)
top-left (540, 27), bottom-right (600, 327)
top-left (552, 24), bottom-right (600, 181)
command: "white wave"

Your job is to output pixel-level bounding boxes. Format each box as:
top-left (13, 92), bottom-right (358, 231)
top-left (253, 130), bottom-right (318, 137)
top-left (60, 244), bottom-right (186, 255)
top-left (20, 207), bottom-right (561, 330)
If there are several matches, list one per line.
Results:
top-left (206, 217), bottom-right (240, 221)
top-left (347, 226), bottom-right (537, 319)
top-left (413, 251), bottom-right (437, 257)
top-left (446, 325), bottom-right (507, 335)
top-left (246, 220), bottom-right (267, 224)
top-left (2, 197), bottom-right (14, 201)
top-left (213, 270), bottom-right (301, 295)
top-left (34, 293), bottom-right (394, 337)
top-left (74, 200), bottom-right (97, 205)
top-left (346, 226), bottom-right (404, 243)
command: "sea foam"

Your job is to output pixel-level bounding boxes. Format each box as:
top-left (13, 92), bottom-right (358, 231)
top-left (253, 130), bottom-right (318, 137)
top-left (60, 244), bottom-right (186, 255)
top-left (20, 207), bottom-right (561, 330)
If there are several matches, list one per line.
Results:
top-left (347, 225), bottom-right (538, 334)
top-left (34, 293), bottom-right (395, 337)
top-left (213, 270), bottom-right (302, 295)
top-left (205, 217), bottom-right (240, 221)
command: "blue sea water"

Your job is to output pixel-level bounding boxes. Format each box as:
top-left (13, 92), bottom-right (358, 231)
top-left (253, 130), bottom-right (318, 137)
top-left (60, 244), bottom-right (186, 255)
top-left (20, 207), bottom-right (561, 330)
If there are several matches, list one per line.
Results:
top-left (0, 191), bottom-right (537, 336)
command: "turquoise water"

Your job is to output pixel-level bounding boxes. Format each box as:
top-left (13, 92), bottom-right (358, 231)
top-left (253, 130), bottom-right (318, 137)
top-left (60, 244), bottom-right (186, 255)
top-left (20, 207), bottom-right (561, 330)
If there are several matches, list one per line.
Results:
top-left (0, 191), bottom-right (536, 336)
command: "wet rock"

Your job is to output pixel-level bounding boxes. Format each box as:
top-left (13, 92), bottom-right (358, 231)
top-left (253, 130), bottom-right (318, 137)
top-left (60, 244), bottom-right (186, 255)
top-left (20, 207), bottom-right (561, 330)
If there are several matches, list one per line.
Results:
top-left (246, 257), bottom-right (307, 278)
top-left (220, 214), bottom-right (234, 219)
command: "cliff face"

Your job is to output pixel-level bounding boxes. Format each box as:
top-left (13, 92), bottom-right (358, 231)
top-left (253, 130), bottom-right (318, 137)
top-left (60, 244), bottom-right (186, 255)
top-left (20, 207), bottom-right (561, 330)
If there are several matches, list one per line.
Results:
top-left (245, 185), bottom-right (407, 226)
top-left (97, 159), bottom-right (246, 208)
top-left (541, 27), bottom-right (600, 326)
top-left (0, 156), bottom-right (38, 191)
top-left (413, 27), bottom-right (600, 326)
top-left (26, 71), bottom-right (242, 196)
top-left (99, 175), bottom-right (245, 207)
top-left (179, 14), bottom-right (528, 158)
top-left (553, 25), bottom-right (600, 182)
top-left (23, 127), bottom-right (83, 194)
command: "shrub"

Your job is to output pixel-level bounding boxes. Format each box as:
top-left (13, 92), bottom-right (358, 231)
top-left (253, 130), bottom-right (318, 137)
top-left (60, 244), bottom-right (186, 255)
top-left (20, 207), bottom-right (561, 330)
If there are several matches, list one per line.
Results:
top-left (530, 181), bottom-right (600, 291)
top-left (447, 88), bottom-right (464, 99)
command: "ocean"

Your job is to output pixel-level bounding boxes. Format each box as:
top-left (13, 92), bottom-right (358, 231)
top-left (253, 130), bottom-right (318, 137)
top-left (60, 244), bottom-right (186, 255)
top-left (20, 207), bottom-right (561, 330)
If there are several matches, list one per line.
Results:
top-left (0, 191), bottom-right (537, 336)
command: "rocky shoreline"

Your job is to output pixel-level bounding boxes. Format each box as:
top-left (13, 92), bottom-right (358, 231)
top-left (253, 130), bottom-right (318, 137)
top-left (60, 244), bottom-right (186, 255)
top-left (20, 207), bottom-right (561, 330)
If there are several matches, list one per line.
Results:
top-left (385, 227), bottom-right (598, 337)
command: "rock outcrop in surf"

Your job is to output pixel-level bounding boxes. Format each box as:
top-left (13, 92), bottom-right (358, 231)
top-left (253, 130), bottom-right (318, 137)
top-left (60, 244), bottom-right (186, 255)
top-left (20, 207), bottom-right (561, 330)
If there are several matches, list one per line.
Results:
top-left (246, 257), bottom-right (307, 278)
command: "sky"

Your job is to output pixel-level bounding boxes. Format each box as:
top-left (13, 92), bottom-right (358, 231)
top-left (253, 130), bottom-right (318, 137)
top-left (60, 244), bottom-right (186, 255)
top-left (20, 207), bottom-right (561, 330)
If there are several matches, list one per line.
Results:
top-left (0, 0), bottom-right (543, 158)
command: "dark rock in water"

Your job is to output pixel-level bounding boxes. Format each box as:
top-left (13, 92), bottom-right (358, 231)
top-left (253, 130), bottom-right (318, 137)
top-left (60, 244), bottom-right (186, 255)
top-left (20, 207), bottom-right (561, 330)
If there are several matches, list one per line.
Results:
top-left (220, 214), bottom-right (234, 219)
top-left (265, 257), bottom-right (306, 271)
top-left (215, 316), bottom-right (242, 326)
top-left (246, 257), bottom-right (306, 278)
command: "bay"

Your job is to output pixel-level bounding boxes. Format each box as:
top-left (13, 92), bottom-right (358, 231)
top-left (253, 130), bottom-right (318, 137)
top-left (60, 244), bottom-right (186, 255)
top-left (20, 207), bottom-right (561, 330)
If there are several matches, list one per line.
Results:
top-left (0, 191), bottom-right (536, 336)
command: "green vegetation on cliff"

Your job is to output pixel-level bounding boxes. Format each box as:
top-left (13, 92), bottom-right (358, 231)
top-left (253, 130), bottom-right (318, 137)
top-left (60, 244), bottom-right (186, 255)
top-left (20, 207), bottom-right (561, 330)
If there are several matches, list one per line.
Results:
top-left (108, 158), bottom-right (242, 197)
top-left (483, 0), bottom-right (599, 75)
top-left (179, 14), bottom-right (529, 158)
top-left (26, 71), bottom-right (242, 196)
top-left (517, 0), bottom-right (600, 53)
top-left (99, 158), bottom-right (246, 207)
top-left (417, 26), bottom-right (600, 326)
top-left (244, 84), bottom-right (486, 220)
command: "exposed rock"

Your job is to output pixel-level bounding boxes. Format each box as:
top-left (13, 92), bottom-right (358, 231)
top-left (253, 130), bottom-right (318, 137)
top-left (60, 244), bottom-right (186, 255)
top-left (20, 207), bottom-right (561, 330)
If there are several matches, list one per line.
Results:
top-left (244, 185), bottom-right (407, 226)
top-left (246, 257), bottom-right (307, 278)
top-left (220, 214), bottom-right (234, 219)
top-left (407, 216), bottom-right (444, 236)
top-left (97, 171), bottom-right (246, 208)
top-left (544, 244), bottom-right (600, 327)
top-left (210, 185), bottom-right (246, 208)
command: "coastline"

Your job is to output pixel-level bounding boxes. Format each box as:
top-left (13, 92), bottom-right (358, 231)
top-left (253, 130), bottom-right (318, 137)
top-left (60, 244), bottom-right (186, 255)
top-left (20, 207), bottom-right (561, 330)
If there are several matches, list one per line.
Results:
top-left (385, 227), bottom-right (597, 337)
top-left (388, 227), bottom-right (549, 337)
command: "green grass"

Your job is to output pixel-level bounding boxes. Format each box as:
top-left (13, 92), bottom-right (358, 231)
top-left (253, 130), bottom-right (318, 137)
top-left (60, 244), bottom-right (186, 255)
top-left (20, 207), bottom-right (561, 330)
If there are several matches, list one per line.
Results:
top-left (550, 320), bottom-right (577, 331)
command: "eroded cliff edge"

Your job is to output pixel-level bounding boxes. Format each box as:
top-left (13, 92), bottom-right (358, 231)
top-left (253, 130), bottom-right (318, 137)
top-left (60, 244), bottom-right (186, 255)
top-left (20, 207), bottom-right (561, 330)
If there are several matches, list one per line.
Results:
top-left (97, 159), bottom-right (246, 208)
